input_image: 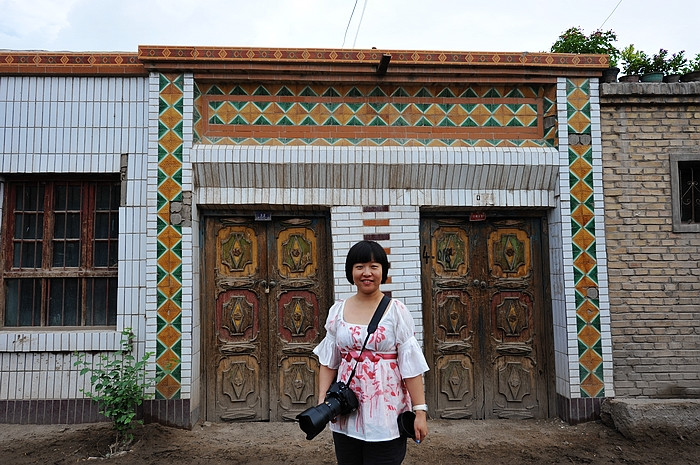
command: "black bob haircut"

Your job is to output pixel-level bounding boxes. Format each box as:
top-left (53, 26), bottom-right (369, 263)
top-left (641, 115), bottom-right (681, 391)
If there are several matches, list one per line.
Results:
top-left (345, 240), bottom-right (391, 285)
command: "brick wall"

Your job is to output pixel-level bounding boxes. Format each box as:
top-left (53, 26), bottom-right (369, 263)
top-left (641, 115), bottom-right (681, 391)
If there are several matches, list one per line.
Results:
top-left (600, 82), bottom-right (700, 397)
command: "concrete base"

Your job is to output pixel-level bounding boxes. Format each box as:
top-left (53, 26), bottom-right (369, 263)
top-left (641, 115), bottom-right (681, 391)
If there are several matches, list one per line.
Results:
top-left (601, 398), bottom-right (700, 441)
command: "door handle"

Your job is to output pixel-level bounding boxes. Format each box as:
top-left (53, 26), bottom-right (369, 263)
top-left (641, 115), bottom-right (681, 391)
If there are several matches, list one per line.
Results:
top-left (473, 279), bottom-right (487, 289)
top-left (259, 279), bottom-right (278, 294)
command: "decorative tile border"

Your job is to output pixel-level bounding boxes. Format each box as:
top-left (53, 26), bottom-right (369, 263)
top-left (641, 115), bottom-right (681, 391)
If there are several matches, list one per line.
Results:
top-left (193, 83), bottom-right (557, 147)
top-left (156, 73), bottom-right (185, 399)
top-left (139, 46), bottom-right (609, 68)
top-left (566, 78), bottom-right (604, 398)
top-left (0, 52), bottom-right (145, 75)
top-left (0, 48), bottom-right (609, 77)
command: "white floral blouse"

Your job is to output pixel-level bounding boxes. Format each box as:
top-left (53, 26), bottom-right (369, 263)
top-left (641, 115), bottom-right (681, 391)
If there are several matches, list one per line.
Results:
top-left (313, 298), bottom-right (429, 442)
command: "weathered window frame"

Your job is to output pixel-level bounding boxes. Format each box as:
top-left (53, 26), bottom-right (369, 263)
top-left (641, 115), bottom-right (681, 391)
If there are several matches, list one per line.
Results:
top-left (670, 154), bottom-right (700, 233)
top-left (0, 176), bottom-right (120, 327)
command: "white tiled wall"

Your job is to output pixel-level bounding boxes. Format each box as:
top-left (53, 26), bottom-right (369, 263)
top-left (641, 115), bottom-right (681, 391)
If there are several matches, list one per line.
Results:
top-left (0, 76), bottom-right (147, 172)
top-left (0, 75), bottom-right (149, 400)
top-left (588, 82), bottom-right (614, 397)
top-left (144, 73), bottom-right (161, 393)
top-left (330, 206), bottom-right (424, 344)
top-left (180, 74), bottom-right (199, 402)
top-left (192, 145), bottom-right (559, 208)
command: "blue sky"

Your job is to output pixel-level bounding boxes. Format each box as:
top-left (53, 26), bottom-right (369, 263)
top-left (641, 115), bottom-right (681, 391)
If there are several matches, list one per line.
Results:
top-left (1, 0), bottom-right (698, 60)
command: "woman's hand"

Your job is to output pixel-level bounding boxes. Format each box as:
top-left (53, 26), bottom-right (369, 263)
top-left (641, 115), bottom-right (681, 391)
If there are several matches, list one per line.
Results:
top-left (413, 410), bottom-right (428, 443)
top-left (404, 375), bottom-right (429, 443)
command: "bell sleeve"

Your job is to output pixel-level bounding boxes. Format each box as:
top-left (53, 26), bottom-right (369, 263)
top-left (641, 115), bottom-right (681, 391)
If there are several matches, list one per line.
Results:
top-left (394, 300), bottom-right (430, 379)
top-left (312, 300), bottom-right (343, 370)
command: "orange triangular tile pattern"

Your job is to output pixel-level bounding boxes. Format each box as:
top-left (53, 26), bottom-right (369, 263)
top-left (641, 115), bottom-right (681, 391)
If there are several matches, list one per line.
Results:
top-left (156, 73), bottom-right (184, 400)
top-left (567, 78), bottom-right (604, 398)
top-left (192, 83), bottom-right (558, 148)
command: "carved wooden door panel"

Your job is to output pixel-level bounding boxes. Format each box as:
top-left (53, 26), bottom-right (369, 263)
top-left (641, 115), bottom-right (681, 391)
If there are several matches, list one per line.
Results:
top-left (422, 215), bottom-right (551, 420)
top-left (204, 214), bottom-right (330, 422)
top-left (421, 221), bottom-right (483, 419)
top-left (269, 217), bottom-right (330, 421)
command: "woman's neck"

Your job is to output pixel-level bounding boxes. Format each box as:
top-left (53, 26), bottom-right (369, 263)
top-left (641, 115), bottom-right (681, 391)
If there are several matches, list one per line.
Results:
top-left (352, 289), bottom-right (384, 304)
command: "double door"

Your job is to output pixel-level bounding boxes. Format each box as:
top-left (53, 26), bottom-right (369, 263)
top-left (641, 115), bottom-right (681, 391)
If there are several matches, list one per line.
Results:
top-left (204, 213), bottom-right (331, 421)
top-left (421, 214), bottom-right (553, 419)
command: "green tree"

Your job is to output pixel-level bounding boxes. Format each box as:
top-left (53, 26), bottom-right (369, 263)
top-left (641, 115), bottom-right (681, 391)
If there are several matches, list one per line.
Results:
top-left (550, 26), bottom-right (620, 67)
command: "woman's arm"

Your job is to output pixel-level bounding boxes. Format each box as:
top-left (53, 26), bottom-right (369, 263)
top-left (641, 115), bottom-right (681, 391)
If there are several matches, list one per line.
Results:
top-left (318, 365), bottom-right (338, 404)
top-left (404, 375), bottom-right (428, 442)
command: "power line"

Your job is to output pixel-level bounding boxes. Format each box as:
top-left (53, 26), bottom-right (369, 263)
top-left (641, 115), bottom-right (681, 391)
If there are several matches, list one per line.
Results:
top-left (352, 0), bottom-right (368, 48)
top-left (599, 0), bottom-right (623, 30)
top-left (342, 0), bottom-right (359, 48)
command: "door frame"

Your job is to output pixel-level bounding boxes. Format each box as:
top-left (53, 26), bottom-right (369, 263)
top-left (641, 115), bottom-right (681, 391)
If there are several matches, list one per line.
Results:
top-left (199, 207), bottom-right (333, 422)
top-left (419, 208), bottom-right (556, 419)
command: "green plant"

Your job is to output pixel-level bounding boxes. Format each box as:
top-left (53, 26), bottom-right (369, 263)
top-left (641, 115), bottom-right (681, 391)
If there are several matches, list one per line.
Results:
top-left (666, 51), bottom-right (687, 75)
top-left (550, 26), bottom-right (620, 67)
top-left (682, 53), bottom-right (700, 73)
top-left (641, 48), bottom-right (670, 74)
top-left (620, 44), bottom-right (649, 75)
top-left (75, 329), bottom-right (158, 454)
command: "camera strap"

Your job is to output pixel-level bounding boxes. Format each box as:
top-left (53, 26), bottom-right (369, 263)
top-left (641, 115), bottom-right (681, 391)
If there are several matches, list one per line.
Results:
top-left (346, 294), bottom-right (391, 385)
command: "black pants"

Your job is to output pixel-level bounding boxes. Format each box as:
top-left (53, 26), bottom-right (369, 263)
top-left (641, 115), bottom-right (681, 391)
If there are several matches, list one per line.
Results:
top-left (333, 432), bottom-right (407, 465)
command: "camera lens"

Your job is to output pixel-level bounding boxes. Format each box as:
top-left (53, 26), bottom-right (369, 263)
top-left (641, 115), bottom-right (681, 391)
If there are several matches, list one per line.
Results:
top-left (296, 381), bottom-right (359, 440)
top-left (297, 400), bottom-right (339, 440)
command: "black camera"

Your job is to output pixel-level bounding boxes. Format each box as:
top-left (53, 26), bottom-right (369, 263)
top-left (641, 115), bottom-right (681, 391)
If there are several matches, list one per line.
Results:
top-left (296, 381), bottom-right (359, 440)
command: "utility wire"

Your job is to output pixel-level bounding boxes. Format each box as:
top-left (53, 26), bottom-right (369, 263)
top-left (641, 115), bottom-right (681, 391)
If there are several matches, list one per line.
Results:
top-left (342, 0), bottom-right (359, 48)
top-left (599, 0), bottom-right (623, 30)
top-left (352, 0), bottom-right (368, 48)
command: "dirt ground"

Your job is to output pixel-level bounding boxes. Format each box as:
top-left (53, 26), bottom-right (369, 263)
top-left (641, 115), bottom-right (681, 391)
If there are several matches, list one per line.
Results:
top-left (1, 418), bottom-right (698, 465)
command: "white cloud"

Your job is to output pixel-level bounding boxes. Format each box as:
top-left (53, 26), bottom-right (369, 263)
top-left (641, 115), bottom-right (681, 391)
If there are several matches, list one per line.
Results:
top-left (0, 0), bottom-right (697, 57)
top-left (0, 0), bottom-right (82, 49)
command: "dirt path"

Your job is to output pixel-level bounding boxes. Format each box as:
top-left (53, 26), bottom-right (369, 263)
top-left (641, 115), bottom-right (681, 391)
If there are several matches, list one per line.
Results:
top-left (1, 418), bottom-right (697, 464)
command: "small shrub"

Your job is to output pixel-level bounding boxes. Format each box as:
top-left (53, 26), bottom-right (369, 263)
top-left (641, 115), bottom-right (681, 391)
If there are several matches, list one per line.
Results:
top-left (641, 48), bottom-right (670, 74)
top-left (682, 53), bottom-right (700, 73)
top-left (620, 44), bottom-right (649, 76)
top-left (75, 328), bottom-right (158, 454)
top-left (667, 51), bottom-right (687, 75)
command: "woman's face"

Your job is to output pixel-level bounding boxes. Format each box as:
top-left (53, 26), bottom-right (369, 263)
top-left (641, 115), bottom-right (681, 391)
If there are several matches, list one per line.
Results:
top-left (352, 261), bottom-right (383, 295)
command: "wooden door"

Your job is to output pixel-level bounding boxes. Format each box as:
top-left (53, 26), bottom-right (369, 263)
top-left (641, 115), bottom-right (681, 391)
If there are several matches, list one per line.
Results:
top-left (204, 214), bottom-right (331, 421)
top-left (421, 214), bottom-right (552, 420)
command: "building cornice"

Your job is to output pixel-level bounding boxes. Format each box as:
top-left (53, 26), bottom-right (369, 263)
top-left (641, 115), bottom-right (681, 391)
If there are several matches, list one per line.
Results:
top-left (0, 51), bottom-right (145, 76)
top-left (0, 46), bottom-right (609, 81)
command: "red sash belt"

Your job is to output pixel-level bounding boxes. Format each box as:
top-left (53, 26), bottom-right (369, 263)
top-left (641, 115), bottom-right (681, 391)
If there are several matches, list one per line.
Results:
top-left (342, 350), bottom-right (398, 363)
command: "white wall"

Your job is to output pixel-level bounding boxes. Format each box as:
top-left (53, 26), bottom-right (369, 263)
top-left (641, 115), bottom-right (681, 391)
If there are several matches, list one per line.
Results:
top-left (0, 75), bottom-right (149, 401)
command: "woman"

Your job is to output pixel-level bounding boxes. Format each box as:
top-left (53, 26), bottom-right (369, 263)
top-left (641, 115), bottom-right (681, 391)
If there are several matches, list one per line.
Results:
top-left (313, 240), bottom-right (430, 465)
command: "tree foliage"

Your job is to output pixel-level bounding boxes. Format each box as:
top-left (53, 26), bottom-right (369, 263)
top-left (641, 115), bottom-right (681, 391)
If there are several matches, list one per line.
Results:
top-left (550, 26), bottom-right (620, 66)
top-left (74, 328), bottom-right (158, 454)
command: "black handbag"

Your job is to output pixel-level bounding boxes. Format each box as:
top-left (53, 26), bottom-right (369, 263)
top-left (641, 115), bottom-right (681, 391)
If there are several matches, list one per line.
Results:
top-left (397, 410), bottom-right (416, 439)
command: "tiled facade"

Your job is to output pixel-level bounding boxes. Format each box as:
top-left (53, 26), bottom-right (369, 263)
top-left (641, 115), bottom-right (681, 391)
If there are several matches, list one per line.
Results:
top-left (0, 47), bottom-right (613, 426)
top-left (193, 82), bottom-right (557, 147)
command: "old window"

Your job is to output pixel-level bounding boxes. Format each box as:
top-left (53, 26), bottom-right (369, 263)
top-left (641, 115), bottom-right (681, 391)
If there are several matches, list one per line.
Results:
top-left (671, 154), bottom-right (700, 233)
top-left (1, 178), bottom-right (119, 327)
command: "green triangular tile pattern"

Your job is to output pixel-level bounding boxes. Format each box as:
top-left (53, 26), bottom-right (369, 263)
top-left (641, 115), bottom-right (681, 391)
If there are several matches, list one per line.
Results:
top-left (566, 78), bottom-right (604, 398)
top-left (155, 73), bottom-right (185, 400)
top-left (193, 83), bottom-right (552, 146)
